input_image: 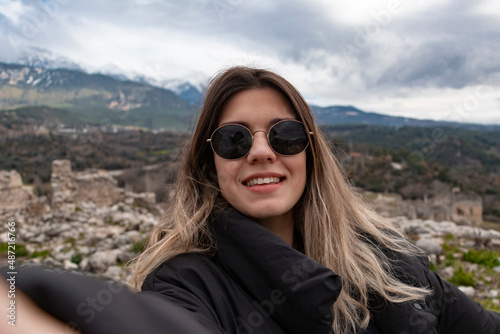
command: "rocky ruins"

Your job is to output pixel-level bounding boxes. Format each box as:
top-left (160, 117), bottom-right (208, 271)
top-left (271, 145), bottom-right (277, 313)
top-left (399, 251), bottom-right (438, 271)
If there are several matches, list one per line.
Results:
top-left (366, 191), bottom-right (484, 226)
top-left (0, 160), bottom-right (500, 304)
top-left (0, 160), bottom-right (161, 282)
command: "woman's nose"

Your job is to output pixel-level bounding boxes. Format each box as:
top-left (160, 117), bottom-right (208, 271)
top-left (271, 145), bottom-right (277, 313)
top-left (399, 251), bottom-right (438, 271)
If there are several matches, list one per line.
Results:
top-left (246, 131), bottom-right (277, 163)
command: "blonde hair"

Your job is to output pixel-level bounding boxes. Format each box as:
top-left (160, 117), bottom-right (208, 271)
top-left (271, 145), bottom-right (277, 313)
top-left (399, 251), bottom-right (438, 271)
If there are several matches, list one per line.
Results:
top-left (131, 66), bottom-right (430, 333)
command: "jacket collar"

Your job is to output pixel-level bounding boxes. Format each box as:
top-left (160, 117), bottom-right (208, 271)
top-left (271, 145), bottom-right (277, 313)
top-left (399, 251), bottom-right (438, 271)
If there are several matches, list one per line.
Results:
top-left (211, 208), bottom-right (341, 334)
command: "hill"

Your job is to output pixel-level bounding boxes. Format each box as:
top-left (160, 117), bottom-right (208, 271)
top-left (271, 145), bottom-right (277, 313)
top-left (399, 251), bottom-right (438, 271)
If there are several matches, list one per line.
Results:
top-left (2, 61), bottom-right (499, 131)
top-left (311, 105), bottom-right (500, 132)
top-left (0, 62), bottom-right (193, 130)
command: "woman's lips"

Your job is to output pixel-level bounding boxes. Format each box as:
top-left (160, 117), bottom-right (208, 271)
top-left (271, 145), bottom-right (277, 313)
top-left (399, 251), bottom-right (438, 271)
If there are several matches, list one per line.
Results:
top-left (244, 176), bottom-right (285, 187)
top-left (243, 177), bottom-right (285, 194)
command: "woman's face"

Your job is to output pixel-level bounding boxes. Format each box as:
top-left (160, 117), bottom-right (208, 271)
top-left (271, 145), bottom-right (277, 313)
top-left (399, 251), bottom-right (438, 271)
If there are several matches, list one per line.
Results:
top-left (214, 88), bottom-right (307, 223)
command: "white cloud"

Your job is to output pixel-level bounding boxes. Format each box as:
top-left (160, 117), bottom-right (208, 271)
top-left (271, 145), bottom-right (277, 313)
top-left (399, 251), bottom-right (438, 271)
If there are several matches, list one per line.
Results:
top-left (0, 0), bottom-right (499, 124)
top-left (0, 0), bottom-right (32, 25)
top-left (474, 0), bottom-right (500, 17)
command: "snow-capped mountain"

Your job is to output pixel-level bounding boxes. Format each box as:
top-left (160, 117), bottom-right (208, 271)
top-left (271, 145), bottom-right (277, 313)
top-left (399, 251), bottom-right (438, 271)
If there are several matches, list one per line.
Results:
top-left (1, 60), bottom-right (498, 132)
top-left (0, 61), bottom-right (193, 130)
top-left (162, 80), bottom-right (205, 105)
top-left (15, 48), bottom-right (83, 72)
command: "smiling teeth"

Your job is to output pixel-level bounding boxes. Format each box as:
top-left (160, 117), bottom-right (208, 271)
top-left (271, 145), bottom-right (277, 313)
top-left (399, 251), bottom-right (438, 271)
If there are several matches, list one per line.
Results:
top-left (245, 177), bottom-right (281, 187)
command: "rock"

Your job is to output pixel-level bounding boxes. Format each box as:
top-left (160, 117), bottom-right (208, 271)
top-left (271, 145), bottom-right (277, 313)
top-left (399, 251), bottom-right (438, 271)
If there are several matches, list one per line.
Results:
top-left (0, 170), bottom-right (36, 211)
top-left (46, 223), bottom-right (72, 237)
top-left (88, 250), bottom-right (118, 273)
top-left (440, 267), bottom-right (454, 280)
top-left (26, 196), bottom-right (51, 216)
top-left (43, 257), bottom-right (62, 267)
top-left (416, 238), bottom-right (443, 255)
top-left (63, 259), bottom-right (79, 271)
top-left (458, 286), bottom-right (476, 298)
top-left (114, 230), bottom-right (142, 246)
top-left (79, 257), bottom-right (90, 271)
top-left (461, 240), bottom-right (476, 248)
top-left (32, 233), bottom-right (46, 243)
top-left (78, 246), bottom-right (92, 255)
top-left (116, 250), bottom-right (134, 264)
top-left (54, 251), bottom-right (71, 262)
top-left (51, 160), bottom-right (76, 209)
top-left (366, 189), bottom-right (483, 225)
top-left (466, 263), bottom-right (479, 273)
top-left (103, 266), bottom-right (125, 281)
top-left (427, 254), bottom-right (437, 265)
top-left (6, 159), bottom-right (498, 298)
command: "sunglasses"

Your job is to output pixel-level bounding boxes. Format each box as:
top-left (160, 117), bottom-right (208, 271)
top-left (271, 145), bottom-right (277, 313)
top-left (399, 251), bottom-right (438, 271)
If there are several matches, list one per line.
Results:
top-left (207, 120), bottom-right (313, 159)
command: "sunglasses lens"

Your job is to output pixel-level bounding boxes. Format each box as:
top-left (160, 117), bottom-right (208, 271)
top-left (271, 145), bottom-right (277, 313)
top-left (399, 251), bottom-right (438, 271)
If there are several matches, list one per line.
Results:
top-left (269, 121), bottom-right (309, 155)
top-left (211, 125), bottom-right (252, 159)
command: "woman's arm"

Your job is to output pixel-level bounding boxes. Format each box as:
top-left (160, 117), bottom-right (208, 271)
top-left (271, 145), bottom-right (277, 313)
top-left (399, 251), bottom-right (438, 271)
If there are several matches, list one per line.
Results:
top-left (427, 270), bottom-right (500, 333)
top-left (0, 279), bottom-right (78, 334)
top-left (1, 266), bottom-right (226, 334)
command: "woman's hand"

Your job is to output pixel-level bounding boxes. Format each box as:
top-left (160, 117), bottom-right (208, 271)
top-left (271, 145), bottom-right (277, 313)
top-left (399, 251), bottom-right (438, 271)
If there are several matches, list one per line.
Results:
top-left (0, 279), bottom-right (81, 334)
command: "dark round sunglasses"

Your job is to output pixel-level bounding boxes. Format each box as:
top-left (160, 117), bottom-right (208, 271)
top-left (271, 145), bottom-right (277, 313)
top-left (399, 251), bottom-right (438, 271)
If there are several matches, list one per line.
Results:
top-left (206, 120), bottom-right (313, 160)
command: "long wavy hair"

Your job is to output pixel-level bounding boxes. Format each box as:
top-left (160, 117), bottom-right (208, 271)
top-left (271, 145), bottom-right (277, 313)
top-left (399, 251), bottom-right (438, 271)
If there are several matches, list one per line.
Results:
top-left (131, 66), bottom-right (430, 333)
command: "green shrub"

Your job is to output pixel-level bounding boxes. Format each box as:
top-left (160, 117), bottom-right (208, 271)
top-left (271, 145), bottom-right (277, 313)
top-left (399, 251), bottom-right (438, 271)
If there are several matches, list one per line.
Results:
top-left (0, 243), bottom-right (28, 256)
top-left (450, 266), bottom-right (475, 287)
top-left (28, 250), bottom-right (51, 260)
top-left (443, 234), bottom-right (455, 243)
top-left (17, 244), bottom-right (28, 256)
top-left (463, 249), bottom-right (500, 269)
top-left (444, 252), bottom-right (457, 267)
top-left (71, 253), bottom-right (82, 265)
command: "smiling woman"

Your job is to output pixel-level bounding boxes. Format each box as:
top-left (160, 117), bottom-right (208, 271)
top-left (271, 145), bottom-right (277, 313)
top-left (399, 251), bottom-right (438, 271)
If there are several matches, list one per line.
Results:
top-left (2, 66), bottom-right (499, 334)
top-left (130, 66), bottom-right (500, 333)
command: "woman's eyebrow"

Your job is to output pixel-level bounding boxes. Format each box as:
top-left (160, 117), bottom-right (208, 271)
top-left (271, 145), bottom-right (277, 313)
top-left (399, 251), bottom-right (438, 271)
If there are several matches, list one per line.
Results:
top-left (218, 117), bottom-right (297, 128)
top-left (218, 120), bottom-right (250, 127)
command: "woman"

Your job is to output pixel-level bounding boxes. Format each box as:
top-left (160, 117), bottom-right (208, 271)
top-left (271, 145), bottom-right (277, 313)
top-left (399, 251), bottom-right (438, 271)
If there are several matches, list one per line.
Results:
top-left (132, 66), bottom-right (500, 333)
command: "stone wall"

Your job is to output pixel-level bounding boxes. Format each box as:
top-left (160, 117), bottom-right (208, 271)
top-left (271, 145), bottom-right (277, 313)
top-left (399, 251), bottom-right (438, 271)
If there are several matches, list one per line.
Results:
top-left (51, 160), bottom-right (130, 209)
top-left (368, 191), bottom-right (484, 226)
top-left (452, 200), bottom-right (483, 225)
top-left (0, 159), bottom-right (162, 282)
top-left (0, 170), bottom-right (36, 211)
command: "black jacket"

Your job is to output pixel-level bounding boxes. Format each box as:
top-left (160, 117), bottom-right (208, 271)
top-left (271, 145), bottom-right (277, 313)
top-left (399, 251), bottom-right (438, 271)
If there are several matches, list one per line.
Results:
top-left (4, 209), bottom-right (500, 333)
top-left (142, 209), bottom-right (500, 333)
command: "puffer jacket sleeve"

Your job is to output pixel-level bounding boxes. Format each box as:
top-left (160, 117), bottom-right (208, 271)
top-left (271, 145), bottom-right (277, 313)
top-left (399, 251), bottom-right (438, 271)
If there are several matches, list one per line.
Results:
top-left (141, 253), bottom-right (230, 334)
top-left (427, 269), bottom-right (500, 333)
top-left (1, 265), bottom-right (225, 334)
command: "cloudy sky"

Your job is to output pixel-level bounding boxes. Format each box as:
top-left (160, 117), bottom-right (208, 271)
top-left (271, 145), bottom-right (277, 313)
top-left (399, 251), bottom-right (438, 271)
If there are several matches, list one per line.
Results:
top-left (1, 0), bottom-right (499, 124)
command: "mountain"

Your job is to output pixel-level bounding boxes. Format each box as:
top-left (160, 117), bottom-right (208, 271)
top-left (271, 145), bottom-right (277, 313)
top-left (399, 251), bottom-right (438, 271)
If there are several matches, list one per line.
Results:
top-left (0, 62), bottom-right (193, 130)
top-left (311, 105), bottom-right (500, 132)
top-left (1, 61), bottom-right (499, 132)
top-left (169, 82), bottom-right (204, 105)
top-left (16, 50), bottom-right (84, 72)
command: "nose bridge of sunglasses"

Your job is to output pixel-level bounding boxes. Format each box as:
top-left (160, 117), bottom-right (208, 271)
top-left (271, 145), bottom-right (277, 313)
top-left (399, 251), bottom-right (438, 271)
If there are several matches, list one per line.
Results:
top-left (251, 128), bottom-right (268, 136)
top-left (249, 129), bottom-right (272, 150)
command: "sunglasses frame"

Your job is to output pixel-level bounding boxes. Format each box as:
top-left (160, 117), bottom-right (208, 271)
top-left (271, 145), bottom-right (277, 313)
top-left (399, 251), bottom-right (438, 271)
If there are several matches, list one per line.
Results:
top-left (206, 120), bottom-right (314, 160)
